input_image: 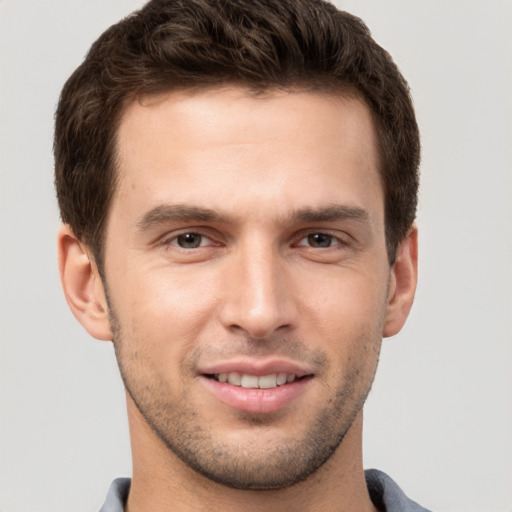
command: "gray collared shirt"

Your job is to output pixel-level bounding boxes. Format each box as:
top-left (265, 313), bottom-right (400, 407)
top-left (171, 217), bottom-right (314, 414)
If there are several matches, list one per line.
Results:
top-left (99, 469), bottom-right (432, 511)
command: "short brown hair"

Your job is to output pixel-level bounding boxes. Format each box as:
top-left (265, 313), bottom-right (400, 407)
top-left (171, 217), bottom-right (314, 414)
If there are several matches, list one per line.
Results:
top-left (54, 0), bottom-right (420, 268)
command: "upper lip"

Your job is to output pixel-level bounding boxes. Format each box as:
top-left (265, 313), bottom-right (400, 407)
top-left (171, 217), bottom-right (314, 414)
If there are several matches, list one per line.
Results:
top-left (198, 358), bottom-right (314, 378)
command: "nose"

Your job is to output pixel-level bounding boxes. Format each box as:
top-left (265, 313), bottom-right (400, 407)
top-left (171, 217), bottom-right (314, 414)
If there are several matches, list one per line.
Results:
top-left (219, 241), bottom-right (299, 339)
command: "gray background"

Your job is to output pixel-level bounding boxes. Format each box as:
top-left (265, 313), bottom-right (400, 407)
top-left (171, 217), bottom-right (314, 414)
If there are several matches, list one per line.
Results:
top-left (1, 1), bottom-right (511, 511)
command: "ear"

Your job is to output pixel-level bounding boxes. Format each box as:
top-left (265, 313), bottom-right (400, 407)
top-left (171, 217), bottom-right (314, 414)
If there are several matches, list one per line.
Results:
top-left (58, 224), bottom-right (113, 341)
top-left (383, 225), bottom-right (418, 338)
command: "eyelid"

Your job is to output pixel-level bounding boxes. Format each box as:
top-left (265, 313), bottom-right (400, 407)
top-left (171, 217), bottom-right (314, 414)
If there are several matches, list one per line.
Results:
top-left (156, 227), bottom-right (350, 250)
top-left (294, 230), bottom-right (348, 248)
top-left (160, 229), bottom-right (219, 249)
top-left (172, 233), bottom-right (209, 246)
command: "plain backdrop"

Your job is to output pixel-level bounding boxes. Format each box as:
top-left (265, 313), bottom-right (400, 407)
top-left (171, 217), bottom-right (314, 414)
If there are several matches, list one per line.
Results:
top-left (1, 1), bottom-right (511, 511)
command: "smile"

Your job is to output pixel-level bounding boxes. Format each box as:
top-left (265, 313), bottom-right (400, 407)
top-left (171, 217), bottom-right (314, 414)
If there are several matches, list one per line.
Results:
top-left (201, 366), bottom-right (312, 413)
top-left (209, 372), bottom-right (297, 389)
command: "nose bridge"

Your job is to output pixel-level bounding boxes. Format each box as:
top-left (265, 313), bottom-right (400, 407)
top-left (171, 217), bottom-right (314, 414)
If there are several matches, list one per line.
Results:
top-left (220, 235), bottom-right (296, 338)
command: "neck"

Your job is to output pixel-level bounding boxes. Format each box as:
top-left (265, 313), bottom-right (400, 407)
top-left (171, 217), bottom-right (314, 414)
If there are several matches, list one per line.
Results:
top-left (125, 396), bottom-right (377, 512)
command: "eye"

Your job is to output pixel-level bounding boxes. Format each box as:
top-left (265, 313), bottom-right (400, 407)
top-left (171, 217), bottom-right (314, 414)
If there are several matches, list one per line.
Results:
top-left (170, 232), bottom-right (211, 249)
top-left (297, 233), bottom-right (341, 248)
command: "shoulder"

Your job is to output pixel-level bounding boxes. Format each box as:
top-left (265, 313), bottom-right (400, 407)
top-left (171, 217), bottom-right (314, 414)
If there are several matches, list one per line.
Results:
top-left (98, 472), bottom-right (431, 512)
top-left (365, 469), bottom-right (432, 512)
top-left (99, 478), bottom-right (131, 512)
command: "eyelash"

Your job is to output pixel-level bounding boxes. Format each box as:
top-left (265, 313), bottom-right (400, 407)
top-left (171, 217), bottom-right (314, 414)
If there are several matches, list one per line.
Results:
top-left (164, 231), bottom-right (216, 249)
top-left (295, 232), bottom-right (345, 249)
top-left (162, 230), bottom-right (347, 250)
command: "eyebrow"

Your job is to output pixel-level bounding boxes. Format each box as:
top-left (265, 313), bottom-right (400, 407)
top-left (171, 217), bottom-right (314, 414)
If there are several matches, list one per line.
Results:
top-left (135, 203), bottom-right (370, 232)
top-left (289, 204), bottom-right (369, 224)
top-left (136, 205), bottom-right (233, 231)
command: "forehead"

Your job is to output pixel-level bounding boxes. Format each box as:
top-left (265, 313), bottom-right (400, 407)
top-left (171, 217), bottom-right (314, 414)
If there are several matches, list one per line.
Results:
top-left (117, 87), bottom-right (377, 159)
top-left (112, 87), bottom-right (382, 226)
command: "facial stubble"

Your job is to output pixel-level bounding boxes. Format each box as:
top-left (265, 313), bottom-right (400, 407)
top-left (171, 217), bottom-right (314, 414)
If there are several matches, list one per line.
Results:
top-left (106, 293), bottom-right (383, 491)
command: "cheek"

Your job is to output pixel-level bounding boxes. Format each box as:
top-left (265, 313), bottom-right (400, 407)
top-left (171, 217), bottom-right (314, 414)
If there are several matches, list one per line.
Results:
top-left (299, 269), bottom-right (387, 368)
top-left (302, 267), bottom-right (388, 328)
top-left (112, 265), bottom-right (221, 365)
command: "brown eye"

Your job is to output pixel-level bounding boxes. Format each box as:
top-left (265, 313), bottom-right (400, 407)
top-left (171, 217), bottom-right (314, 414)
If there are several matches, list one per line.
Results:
top-left (175, 233), bottom-right (204, 248)
top-left (306, 233), bottom-right (335, 248)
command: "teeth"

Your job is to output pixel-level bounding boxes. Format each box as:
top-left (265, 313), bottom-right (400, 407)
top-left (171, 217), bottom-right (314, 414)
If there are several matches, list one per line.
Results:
top-left (227, 372), bottom-right (241, 386)
top-left (214, 372), bottom-right (298, 389)
top-left (258, 374), bottom-right (277, 389)
top-left (277, 373), bottom-right (287, 385)
top-left (241, 374), bottom-right (259, 388)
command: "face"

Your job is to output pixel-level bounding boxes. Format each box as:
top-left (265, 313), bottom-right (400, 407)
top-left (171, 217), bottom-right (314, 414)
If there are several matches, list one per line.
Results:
top-left (103, 88), bottom-right (394, 489)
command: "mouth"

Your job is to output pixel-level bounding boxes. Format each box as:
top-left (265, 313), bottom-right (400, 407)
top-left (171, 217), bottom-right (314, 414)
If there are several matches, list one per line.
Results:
top-left (200, 364), bottom-right (313, 414)
top-left (205, 372), bottom-right (301, 389)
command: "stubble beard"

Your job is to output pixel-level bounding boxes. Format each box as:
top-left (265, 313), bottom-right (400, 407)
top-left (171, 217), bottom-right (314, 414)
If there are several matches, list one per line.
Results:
top-left (107, 305), bottom-right (382, 490)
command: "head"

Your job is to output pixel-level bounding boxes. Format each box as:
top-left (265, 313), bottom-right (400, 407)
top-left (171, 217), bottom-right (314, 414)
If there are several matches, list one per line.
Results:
top-left (55, 0), bottom-right (420, 495)
top-left (54, 0), bottom-right (419, 273)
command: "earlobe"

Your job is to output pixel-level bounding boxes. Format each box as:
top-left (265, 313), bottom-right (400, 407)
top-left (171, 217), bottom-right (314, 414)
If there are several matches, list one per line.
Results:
top-left (58, 224), bottom-right (113, 341)
top-left (383, 225), bottom-right (418, 338)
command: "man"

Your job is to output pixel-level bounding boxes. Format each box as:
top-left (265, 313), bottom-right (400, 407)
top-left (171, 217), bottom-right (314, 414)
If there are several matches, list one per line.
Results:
top-left (54, 0), bottom-right (428, 510)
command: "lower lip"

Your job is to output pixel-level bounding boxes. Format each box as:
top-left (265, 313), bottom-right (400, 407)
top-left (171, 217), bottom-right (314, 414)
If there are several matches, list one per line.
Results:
top-left (201, 376), bottom-right (311, 414)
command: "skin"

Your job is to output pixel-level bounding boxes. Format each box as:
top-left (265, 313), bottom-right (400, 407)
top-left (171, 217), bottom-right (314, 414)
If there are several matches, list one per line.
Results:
top-left (58, 88), bottom-right (417, 512)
